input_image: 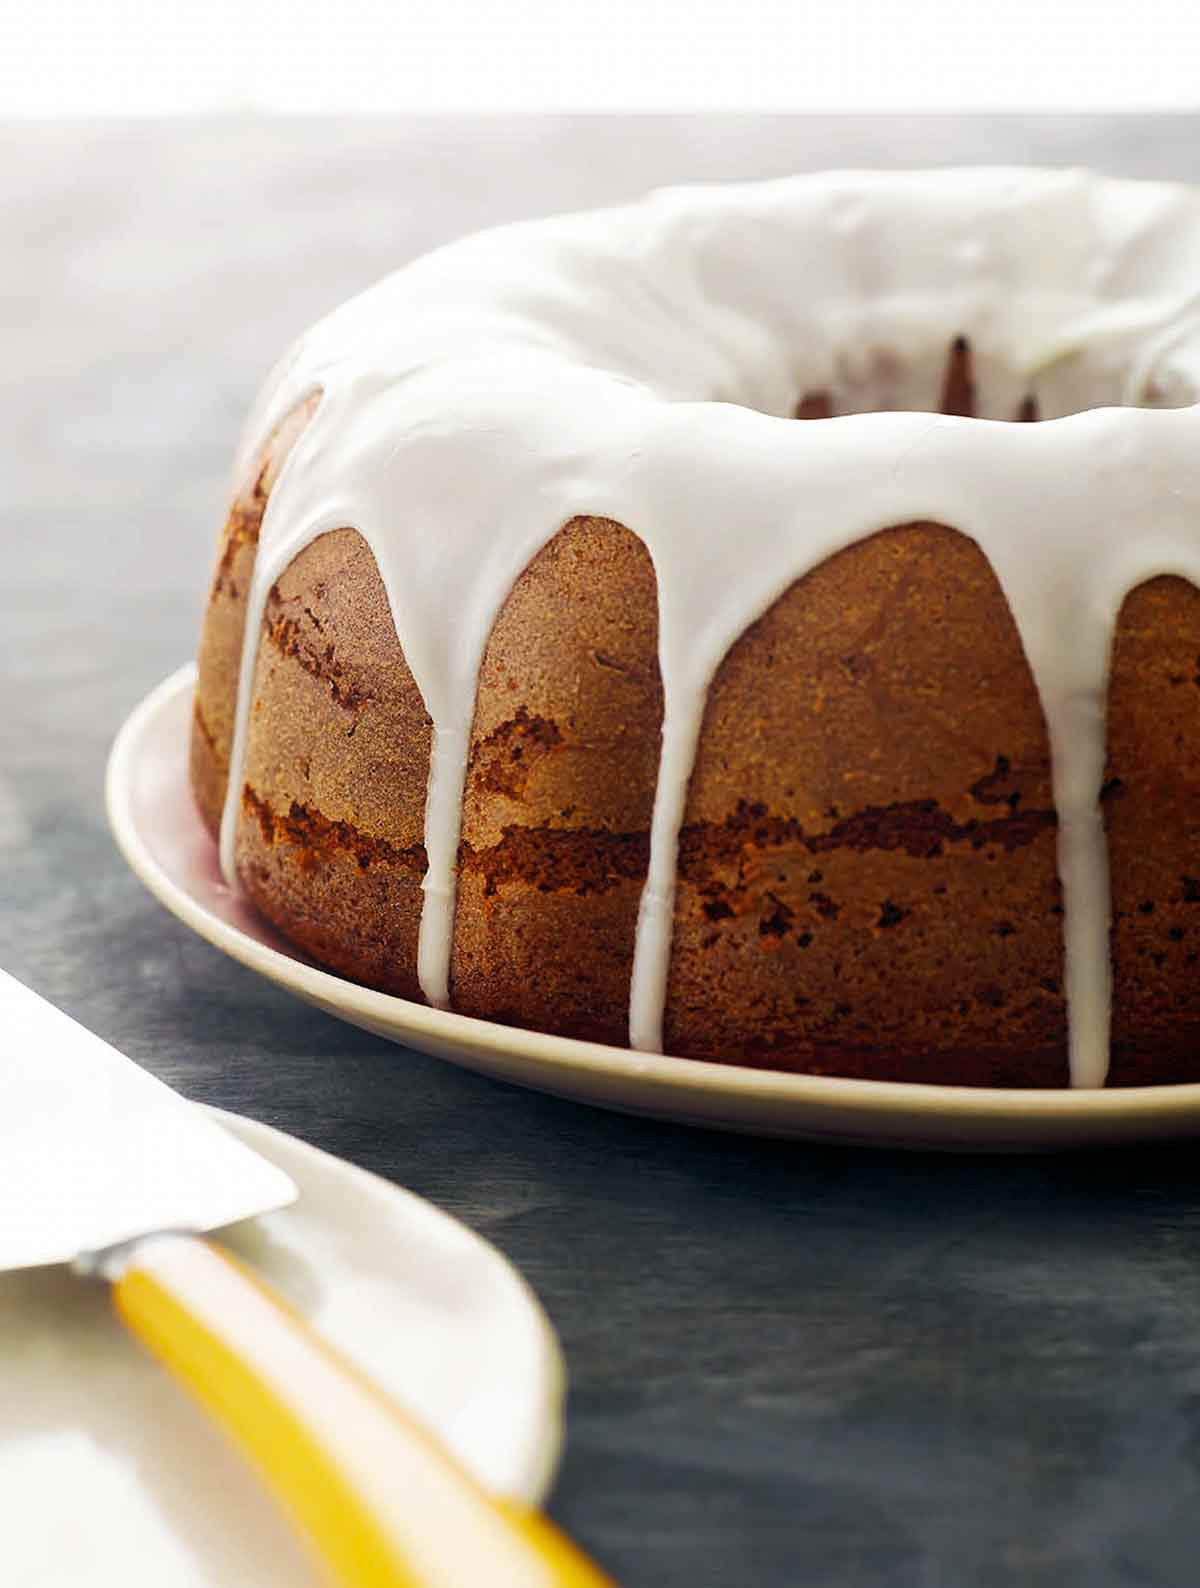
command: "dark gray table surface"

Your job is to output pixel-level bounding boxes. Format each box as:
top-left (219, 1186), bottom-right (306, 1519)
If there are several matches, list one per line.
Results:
top-left (6, 114), bottom-right (1200, 1588)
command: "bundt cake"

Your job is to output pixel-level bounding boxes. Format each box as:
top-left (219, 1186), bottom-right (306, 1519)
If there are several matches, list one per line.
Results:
top-left (191, 168), bottom-right (1200, 1090)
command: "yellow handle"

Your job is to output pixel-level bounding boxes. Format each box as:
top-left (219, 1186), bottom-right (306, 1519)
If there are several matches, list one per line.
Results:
top-left (113, 1234), bottom-right (614, 1588)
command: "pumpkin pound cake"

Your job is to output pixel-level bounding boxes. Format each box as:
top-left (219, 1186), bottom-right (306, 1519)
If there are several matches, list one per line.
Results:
top-left (192, 169), bottom-right (1200, 1089)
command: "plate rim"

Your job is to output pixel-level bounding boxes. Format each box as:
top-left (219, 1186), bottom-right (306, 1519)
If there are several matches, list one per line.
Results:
top-left (205, 1103), bottom-right (564, 1507)
top-left (107, 664), bottom-right (1200, 1141)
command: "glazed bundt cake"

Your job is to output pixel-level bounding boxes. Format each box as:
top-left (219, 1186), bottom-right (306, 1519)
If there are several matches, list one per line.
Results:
top-left (192, 168), bottom-right (1200, 1089)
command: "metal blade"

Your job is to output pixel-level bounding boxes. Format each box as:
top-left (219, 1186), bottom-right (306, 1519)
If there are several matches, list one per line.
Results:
top-left (0, 968), bottom-right (297, 1271)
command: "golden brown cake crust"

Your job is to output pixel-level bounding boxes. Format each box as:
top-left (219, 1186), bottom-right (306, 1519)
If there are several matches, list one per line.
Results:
top-left (451, 517), bottom-right (663, 1044)
top-left (191, 493), bottom-right (1070, 1080)
top-left (1106, 574), bottom-right (1200, 1084)
top-left (191, 393), bottom-right (321, 838)
top-left (189, 396), bottom-right (1196, 1087)
top-left (663, 522), bottom-right (1069, 1086)
top-left (233, 527), bottom-right (433, 1000)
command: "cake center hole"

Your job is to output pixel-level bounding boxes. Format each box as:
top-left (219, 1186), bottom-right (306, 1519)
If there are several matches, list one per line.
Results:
top-left (793, 334), bottom-right (1195, 423)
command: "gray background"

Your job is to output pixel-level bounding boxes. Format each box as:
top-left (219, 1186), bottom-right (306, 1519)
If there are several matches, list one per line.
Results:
top-left (5, 116), bottom-right (1200, 1587)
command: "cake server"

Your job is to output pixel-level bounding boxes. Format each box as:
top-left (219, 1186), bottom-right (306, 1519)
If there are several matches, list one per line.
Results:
top-left (1, 967), bottom-right (613, 1588)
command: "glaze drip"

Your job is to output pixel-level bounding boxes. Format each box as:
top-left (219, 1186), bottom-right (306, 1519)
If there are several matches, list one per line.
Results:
top-left (218, 168), bottom-right (1200, 1087)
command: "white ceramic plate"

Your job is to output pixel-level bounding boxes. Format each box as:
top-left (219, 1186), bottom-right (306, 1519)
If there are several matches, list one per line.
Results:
top-left (107, 665), bottom-right (1200, 1151)
top-left (3, 1106), bottom-right (562, 1588)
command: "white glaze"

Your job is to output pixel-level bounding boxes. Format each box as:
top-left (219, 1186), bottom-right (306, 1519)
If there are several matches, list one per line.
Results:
top-left (219, 168), bottom-right (1200, 1087)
